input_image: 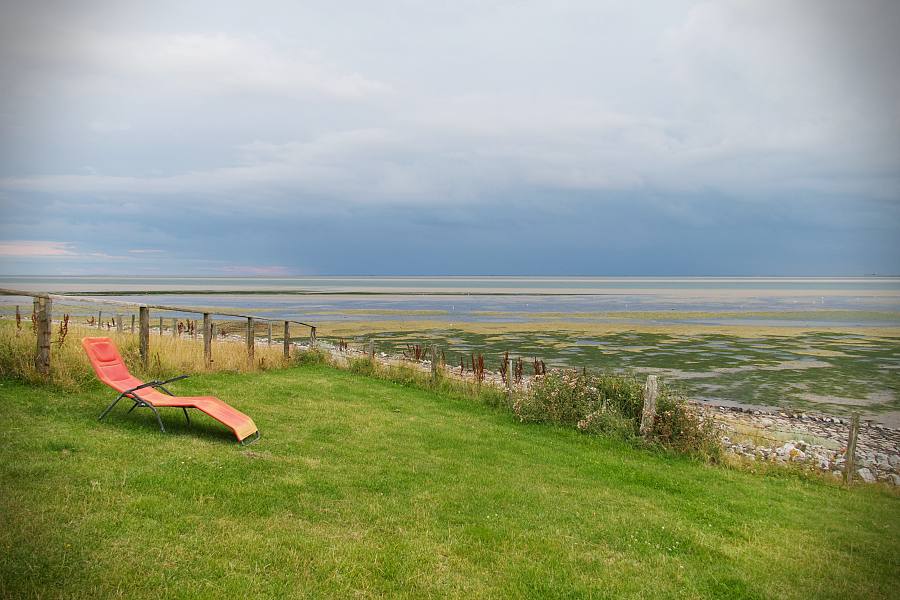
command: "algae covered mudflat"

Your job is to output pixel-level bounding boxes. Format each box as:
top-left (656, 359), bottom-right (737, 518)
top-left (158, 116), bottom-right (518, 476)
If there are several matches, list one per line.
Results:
top-left (317, 317), bottom-right (900, 424)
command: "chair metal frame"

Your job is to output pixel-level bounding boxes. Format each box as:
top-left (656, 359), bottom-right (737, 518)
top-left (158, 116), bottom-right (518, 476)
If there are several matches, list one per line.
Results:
top-left (97, 374), bottom-right (261, 445)
top-left (98, 374), bottom-right (191, 433)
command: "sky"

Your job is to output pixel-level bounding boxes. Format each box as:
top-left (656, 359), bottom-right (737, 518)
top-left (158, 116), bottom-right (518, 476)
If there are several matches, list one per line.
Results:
top-left (0, 0), bottom-right (898, 276)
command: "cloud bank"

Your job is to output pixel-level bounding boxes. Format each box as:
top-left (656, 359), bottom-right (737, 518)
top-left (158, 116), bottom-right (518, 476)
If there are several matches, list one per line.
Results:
top-left (0, 0), bottom-right (897, 275)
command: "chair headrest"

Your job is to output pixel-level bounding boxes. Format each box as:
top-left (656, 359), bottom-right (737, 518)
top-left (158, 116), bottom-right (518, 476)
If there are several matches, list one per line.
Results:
top-left (82, 337), bottom-right (123, 364)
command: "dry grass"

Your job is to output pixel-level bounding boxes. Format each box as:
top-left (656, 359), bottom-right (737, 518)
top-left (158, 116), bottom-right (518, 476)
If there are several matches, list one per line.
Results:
top-left (0, 320), bottom-right (294, 391)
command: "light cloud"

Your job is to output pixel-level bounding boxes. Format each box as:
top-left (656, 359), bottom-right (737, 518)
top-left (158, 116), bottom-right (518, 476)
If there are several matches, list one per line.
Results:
top-left (219, 265), bottom-right (295, 276)
top-left (0, 241), bottom-right (77, 257)
top-left (3, 28), bottom-right (391, 100)
top-left (88, 120), bottom-right (132, 133)
top-left (0, 1), bottom-right (897, 275)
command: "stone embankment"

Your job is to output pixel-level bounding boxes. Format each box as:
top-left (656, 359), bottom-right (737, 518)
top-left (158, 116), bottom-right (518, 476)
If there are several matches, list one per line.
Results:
top-left (699, 405), bottom-right (900, 485)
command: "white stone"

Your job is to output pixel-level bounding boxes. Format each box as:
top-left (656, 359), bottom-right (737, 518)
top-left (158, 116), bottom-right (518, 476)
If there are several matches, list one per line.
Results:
top-left (776, 443), bottom-right (795, 457)
top-left (890, 474), bottom-right (900, 486)
top-left (857, 468), bottom-right (876, 483)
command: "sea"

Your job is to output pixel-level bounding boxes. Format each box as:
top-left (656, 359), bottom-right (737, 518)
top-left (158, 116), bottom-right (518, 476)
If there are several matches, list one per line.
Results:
top-left (1, 276), bottom-right (899, 326)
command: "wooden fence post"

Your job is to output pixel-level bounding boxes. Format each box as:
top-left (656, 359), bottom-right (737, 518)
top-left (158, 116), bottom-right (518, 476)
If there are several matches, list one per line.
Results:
top-left (843, 413), bottom-right (860, 485)
top-left (159, 316), bottom-right (163, 336)
top-left (115, 314), bottom-right (123, 333)
top-left (139, 307), bottom-right (149, 369)
top-left (310, 326), bottom-right (317, 347)
top-left (368, 339), bottom-right (375, 359)
top-left (130, 314), bottom-right (135, 333)
top-left (172, 318), bottom-right (178, 337)
top-left (640, 375), bottom-right (659, 437)
top-left (203, 313), bottom-right (212, 369)
top-left (505, 353), bottom-right (512, 398)
top-left (15, 305), bottom-right (20, 336)
top-left (268, 322), bottom-right (273, 346)
top-left (98, 310), bottom-right (102, 329)
top-left (34, 296), bottom-right (52, 376)
top-left (431, 344), bottom-right (440, 382)
top-left (283, 321), bottom-right (290, 359)
top-left (247, 317), bottom-right (255, 365)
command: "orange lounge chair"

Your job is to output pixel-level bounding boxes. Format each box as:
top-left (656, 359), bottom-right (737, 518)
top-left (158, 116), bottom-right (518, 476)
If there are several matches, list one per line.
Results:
top-left (82, 337), bottom-right (259, 444)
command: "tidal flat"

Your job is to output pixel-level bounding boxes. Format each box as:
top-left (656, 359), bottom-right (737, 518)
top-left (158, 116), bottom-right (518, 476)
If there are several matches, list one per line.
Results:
top-left (317, 317), bottom-right (900, 424)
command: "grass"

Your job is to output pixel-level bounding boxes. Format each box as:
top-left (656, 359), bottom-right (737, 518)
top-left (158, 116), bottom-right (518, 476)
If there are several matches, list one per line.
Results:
top-left (1, 365), bottom-right (898, 599)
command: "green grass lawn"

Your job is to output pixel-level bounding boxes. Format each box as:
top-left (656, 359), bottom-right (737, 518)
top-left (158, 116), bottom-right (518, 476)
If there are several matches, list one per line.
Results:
top-left (1, 365), bottom-right (898, 599)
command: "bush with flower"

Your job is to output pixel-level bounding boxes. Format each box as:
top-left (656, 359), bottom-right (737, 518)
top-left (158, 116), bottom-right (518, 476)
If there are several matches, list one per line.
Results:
top-left (516, 369), bottom-right (719, 459)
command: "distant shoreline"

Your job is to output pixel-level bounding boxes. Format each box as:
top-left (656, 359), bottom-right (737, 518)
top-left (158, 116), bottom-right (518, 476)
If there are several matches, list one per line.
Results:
top-left (44, 289), bottom-right (637, 296)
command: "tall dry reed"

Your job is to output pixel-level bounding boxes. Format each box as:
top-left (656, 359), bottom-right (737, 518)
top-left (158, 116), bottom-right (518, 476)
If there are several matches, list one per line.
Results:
top-left (0, 320), bottom-right (293, 391)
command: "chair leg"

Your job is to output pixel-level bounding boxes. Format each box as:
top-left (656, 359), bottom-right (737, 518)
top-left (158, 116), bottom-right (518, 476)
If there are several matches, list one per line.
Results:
top-left (98, 395), bottom-right (124, 421)
top-left (148, 405), bottom-right (166, 433)
top-left (127, 401), bottom-right (140, 414)
top-left (182, 407), bottom-right (191, 426)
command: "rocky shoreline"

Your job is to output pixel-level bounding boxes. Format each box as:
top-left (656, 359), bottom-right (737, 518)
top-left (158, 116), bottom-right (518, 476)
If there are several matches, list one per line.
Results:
top-left (698, 404), bottom-right (900, 485)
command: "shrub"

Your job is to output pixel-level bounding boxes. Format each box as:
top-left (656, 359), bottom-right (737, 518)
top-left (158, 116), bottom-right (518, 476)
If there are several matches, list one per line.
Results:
top-left (652, 389), bottom-right (721, 460)
top-left (520, 369), bottom-right (719, 456)
top-left (517, 370), bottom-right (643, 430)
top-left (576, 408), bottom-right (637, 441)
top-left (348, 356), bottom-right (377, 377)
top-left (294, 347), bottom-right (331, 366)
top-left (518, 369), bottom-right (599, 425)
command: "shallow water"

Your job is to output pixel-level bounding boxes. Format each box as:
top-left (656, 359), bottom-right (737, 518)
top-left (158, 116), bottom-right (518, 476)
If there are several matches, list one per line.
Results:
top-left (2, 274), bottom-right (899, 303)
top-left (3, 275), bottom-right (899, 327)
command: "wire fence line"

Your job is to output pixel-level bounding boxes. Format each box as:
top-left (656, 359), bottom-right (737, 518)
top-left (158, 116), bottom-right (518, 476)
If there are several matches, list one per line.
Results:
top-left (0, 287), bottom-right (317, 373)
top-left (0, 288), bottom-right (315, 327)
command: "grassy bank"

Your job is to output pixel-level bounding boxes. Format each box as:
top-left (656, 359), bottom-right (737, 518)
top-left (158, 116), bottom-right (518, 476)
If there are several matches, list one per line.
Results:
top-left (0, 320), bottom-right (718, 459)
top-left (1, 365), bottom-right (898, 598)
